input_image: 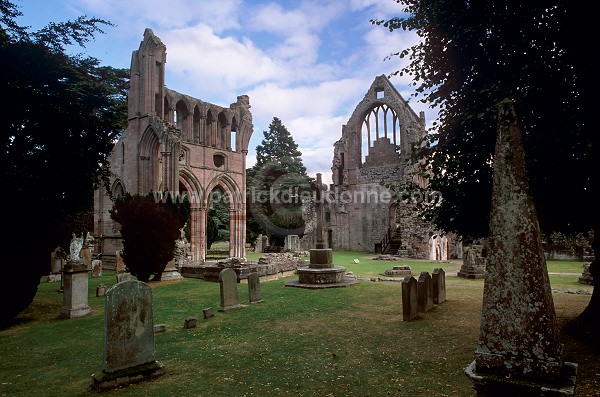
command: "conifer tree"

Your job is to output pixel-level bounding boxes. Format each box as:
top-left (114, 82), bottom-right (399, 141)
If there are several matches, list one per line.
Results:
top-left (247, 117), bottom-right (312, 247)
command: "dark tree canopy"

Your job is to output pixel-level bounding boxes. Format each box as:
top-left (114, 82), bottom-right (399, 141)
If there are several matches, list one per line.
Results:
top-left (375, 0), bottom-right (596, 332)
top-left (110, 192), bottom-right (190, 282)
top-left (0, 1), bottom-right (128, 326)
top-left (374, 1), bottom-right (595, 238)
top-left (247, 117), bottom-right (313, 246)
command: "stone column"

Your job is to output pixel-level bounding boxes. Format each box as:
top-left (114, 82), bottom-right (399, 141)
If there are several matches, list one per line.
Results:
top-left (465, 99), bottom-right (576, 395)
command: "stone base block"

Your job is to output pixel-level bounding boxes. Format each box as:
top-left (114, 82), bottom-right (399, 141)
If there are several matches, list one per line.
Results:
top-left (285, 266), bottom-right (358, 289)
top-left (91, 361), bottom-right (166, 392)
top-left (218, 304), bottom-right (248, 312)
top-left (457, 271), bottom-right (486, 279)
top-left (160, 270), bottom-right (183, 281)
top-left (60, 305), bottom-right (90, 319)
top-left (465, 360), bottom-right (577, 397)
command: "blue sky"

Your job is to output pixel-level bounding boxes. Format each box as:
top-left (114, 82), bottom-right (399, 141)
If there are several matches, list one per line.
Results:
top-left (14, 0), bottom-right (430, 184)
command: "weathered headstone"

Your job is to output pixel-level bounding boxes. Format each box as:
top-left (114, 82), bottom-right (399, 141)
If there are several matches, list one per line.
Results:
top-left (91, 259), bottom-right (102, 278)
top-left (161, 259), bottom-right (183, 280)
top-left (60, 261), bottom-right (90, 318)
top-left (115, 250), bottom-right (126, 274)
top-left (184, 317), bottom-right (197, 329)
top-left (80, 247), bottom-right (92, 270)
top-left (50, 246), bottom-right (66, 274)
top-left (578, 263), bottom-right (593, 285)
top-left (457, 244), bottom-right (487, 279)
top-left (116, 272), bottom-right (132, 283)
top-left (401, 276), bottom-right (418, 321)
top-left (154, 324), bottom-right (167, 333)
top-left (96, 284), bottom-right (106, 297)
top-left (218, 268), bottom-right (247, 312)
top-left (465, 99), bottom-right (577, 396)
top-left (417, 271), bottom-right (433, 313)
top-left (91, 280), bottom-right (165, 391)
top-left (202, 308), bottom-right (215, 319)
top-left (432, 268), bottom-right (446, 304)
top-left (248, 272), bottom-right (262, 303)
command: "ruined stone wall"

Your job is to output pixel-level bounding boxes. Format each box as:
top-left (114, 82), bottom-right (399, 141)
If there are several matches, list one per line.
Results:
top-left (328, 75), bottom-right (443, 257)
top-left (94, 29), bottom-right (253, 264)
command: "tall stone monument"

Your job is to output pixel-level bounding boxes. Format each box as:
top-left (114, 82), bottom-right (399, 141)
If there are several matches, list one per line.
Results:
top-left (465, 99), bottom-right (576, 395)
top-left (285, 173), bottom-right (357, 288)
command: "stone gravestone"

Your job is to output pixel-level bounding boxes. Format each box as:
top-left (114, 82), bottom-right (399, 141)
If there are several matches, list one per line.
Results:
top-left (80, 247), bottom-right (93, 270)
top-left (96, 284), bottom-right (106, 297)
top-left (184, 317), bottom-right (197, 329)
top-left (60, 260), bottom-right (90, 318)
top-left (401, 276), bottom-right (418, 321)
top-left (115, 250), bottom-right (126, 274)
top-left (465, 99), bottom-right (577, 396)
top-left (91, 260), bottom-right (102, 278)
top-left (457, 244), bottom-right (486, 279)
top-left (578, 263), bottom-right (593, 285)
top-left (248, 272), bottom-right (262, 303)
top-left (218, 268), bottom-right (247, 312)
top-left (116, 272), bottom-right (132, 283)
top-left (417, 271), bottom-right (433, 313)
top-left (91, 280), bottom-right (166, 391)
top-left (432, 268), bottom-right (446, 304)
top-left (50, 246), bottom-right (66, 274)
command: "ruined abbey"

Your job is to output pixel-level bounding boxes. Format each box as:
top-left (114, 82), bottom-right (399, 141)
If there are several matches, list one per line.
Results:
top-left (94, 29), bottom-right (253, 265)
top-left (327, 75), bottom-right (460, 260)
top-left (94, 29), bottom-right (458, 265)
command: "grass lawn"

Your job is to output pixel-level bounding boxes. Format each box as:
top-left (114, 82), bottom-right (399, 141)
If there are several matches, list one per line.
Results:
top-left (0, 251), bottom-right (596, 396)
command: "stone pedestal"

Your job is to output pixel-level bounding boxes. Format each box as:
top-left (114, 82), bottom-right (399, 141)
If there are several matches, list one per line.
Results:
top-left (60, 261), bottom-right (90, 318)
top-left (285, 248), bottom-right (357, 289)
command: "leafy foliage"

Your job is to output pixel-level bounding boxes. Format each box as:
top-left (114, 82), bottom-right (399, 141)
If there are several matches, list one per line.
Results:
top-left (247, 117), bottom-right (313, 246)
top-left (207, 189), bottom-right (230, 249)
top-left (374, 1), bottom-right (595, 238)
top-left (0, 1), bottom-right (127, 326)
top-left (109, 192), bottom-right (190, 282)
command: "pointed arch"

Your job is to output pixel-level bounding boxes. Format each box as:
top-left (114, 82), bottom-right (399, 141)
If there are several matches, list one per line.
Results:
top-left (139, 126), bottom-right (160, 193)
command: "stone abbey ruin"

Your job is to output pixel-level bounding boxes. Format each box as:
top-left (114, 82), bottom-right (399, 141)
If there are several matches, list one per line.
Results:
top-left (94, 29), bottom-right (253, 266)
top-left (327, 75), bottom-right (460, 260)
top-left (93, 29), bottom-right (459, 266)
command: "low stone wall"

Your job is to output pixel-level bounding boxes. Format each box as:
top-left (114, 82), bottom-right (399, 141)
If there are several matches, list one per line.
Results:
top-left (180, 253), bottom-right (307, 282)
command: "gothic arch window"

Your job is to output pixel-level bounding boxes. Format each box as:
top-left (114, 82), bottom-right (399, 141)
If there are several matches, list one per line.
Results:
top-left (164, 97), bottom-right (171, 122)
top-left (206, 109), bottom-right (215, 146)
top-left (175, 100), bottom-right (189, 141)
top-left (112, 180), bottom-right (125, 199)
top-left (360, 104), bottom-right (401, 164)
top-left (230, 116), bottom-right (238, 152)
top-left (139, 127), bottom-right (160, 192)
top-left (218, 112), bottom-right (228, 150)
top-left (193, 106), bottom-right (201, 144)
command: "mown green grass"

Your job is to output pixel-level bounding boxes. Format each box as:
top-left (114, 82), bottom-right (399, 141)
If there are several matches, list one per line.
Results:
top-left (0, 251), bottom-right (593, 397)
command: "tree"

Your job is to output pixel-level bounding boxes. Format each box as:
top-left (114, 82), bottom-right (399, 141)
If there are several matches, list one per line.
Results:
top-left (374, 1), bottom-right (596, 332)
top-left (247, 117), bottom-right (313, 246)
top-left (0, 1), bottom-right (128, 326)
top-left (109, 192), bottom-right (190, 282)
top-left (207, 189), bottom-right (230, 249)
